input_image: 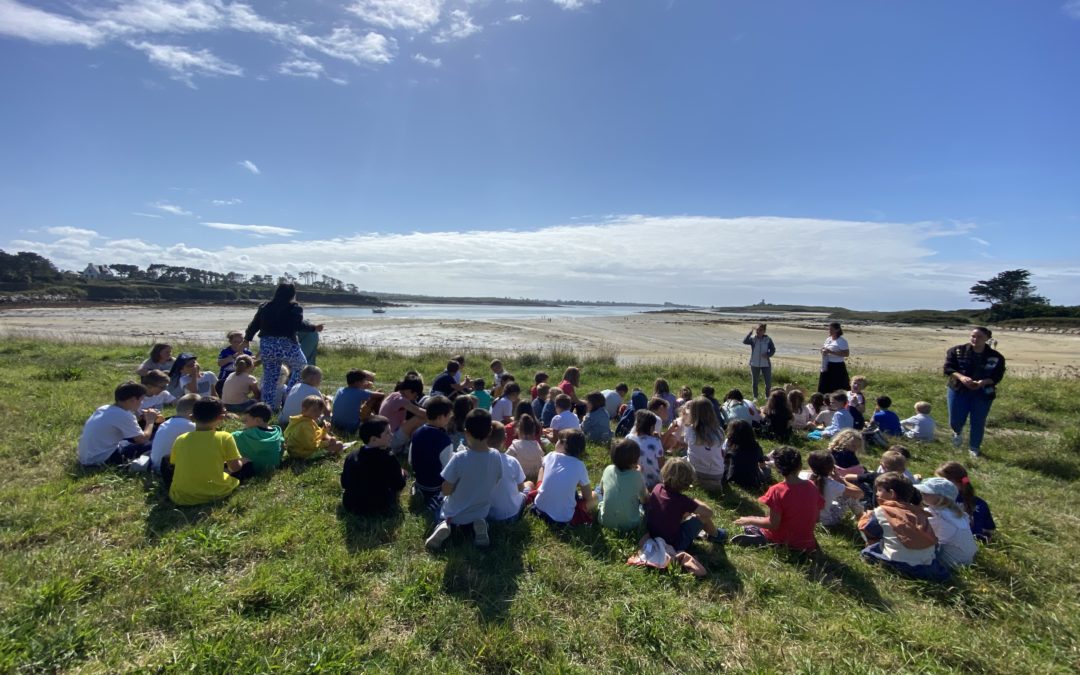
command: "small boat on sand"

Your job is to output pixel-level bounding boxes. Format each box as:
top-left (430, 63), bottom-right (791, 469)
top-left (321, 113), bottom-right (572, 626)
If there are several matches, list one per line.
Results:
top-left (372, 308), bottom-right (386, 314)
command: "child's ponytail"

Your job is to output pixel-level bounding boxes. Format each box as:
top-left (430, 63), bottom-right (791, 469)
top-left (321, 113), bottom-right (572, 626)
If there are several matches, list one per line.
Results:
top-left (936, 461), bottom-right (976, 516)
top-left (807, 450), bottom-right (835, 497)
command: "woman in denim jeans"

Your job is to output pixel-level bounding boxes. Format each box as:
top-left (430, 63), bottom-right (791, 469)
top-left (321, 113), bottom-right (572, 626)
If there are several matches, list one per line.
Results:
top-left (943, 326), bottom-right (1005, 458)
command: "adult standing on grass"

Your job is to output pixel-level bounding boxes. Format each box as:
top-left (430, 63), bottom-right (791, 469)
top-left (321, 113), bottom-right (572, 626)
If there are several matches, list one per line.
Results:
top-left (944, 326), bottom-right (1005, 458)
top-left (742, 323), bottom-right (776, 400)
top-left (245, 282), bottom-right (323, 410)
top-left (817, 322), bottom-right (850, 395)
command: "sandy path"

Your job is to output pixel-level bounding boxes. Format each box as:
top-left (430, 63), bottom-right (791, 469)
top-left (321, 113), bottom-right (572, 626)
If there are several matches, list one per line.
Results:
top-left (1, 305), bottom-right (1077, 377)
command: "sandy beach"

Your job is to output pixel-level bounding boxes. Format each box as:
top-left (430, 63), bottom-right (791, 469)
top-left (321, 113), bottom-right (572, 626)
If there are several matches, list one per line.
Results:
top-left (1, 305), bottom-right (1077, 377)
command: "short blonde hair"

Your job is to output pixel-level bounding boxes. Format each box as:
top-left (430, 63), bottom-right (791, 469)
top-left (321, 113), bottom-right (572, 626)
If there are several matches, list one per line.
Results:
top-left (300, 394), bottom-right (325, 414)
top-left (227, 330), bottom-right (244, 341)
top-left (880, 450), bottom-right (906, 473)
top-left (234, 355), bottom-right (254, 372)
top-left (828, 429), bottom-right (864, 454)
top-left (660, 458), bottom-right (697, 493)
top-left (915, 401), bottom-right (932, 414)
top-left (851, 375), bottom-right (867, 387)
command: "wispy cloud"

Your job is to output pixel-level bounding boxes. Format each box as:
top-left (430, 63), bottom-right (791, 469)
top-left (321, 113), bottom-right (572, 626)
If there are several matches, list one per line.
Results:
top-left (201, 222), bottom-right (299, 236)
top-left (238, 160), bottom-right (261, 175)
top-left (0, 0), bottom-right (105, 45)
top-left (10, 215), bottom-right (1073, 309)
top-left (969, 237), bottom-right (990, 247)
top-left (507, 14), bottom-right (529, 23)
top-left (278, 53), bottom-right (325, 79)
top-left (413, 52), bottom-right (441, 67)
top-left (128, 40), bottom-right (243, 87)
top-left (132, 211), bottom-right (164, 218)
top-left (151, 201), bottom-right (195, 216)
top-left (433, 9), bottom-right (481, 43)
top-left (44, 226), bottom-right (99, 239)
top-left (1064, 0), bottom-right (1080, 20)
top-left (348, 0), bottom-right (444, 32)
top-left (211, 198), bottom-right (242, 206)
top-left (551, 0), bottom-right (597, 10)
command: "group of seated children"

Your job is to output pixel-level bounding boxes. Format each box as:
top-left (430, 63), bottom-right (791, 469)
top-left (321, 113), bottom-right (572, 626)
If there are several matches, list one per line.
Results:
top-left (80, 349), bottom-right (993, 582)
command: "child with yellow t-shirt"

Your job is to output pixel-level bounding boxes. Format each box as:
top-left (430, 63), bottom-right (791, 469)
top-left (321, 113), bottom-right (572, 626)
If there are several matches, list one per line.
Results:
top-left (169, 397), bottom-right (253, 506)
top-left (283, 395), bottom-right (346, 459)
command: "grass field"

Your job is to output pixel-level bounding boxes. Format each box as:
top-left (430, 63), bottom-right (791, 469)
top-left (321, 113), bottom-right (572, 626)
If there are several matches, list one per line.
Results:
top-left (1, 339), bottom-right (1079, 673)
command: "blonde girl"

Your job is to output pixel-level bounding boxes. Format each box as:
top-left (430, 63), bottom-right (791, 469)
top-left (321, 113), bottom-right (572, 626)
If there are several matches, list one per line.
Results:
top-left (828, 428), bottom-right (865, 476)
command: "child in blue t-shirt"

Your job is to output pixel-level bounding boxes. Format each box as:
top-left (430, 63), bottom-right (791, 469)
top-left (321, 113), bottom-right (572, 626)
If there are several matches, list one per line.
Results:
top-left (332, 369), bottom-right (377, 433)
top-left (409, 396), bottom-right (454, 513)
top-left (870, 395), bottom-right (902, 436)
top-left (581, 391), bottom-right (613, 444)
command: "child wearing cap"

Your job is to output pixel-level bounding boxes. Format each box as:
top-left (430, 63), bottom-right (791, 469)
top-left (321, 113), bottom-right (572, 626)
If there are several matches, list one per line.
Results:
top-left (858, 472), bottom-right (950, 581)
top-left (916, 477), bottom-right (978, 567)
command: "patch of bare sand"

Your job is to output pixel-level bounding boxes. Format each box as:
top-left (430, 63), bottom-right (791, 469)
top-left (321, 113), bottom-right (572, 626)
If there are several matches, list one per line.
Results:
top-left (1, 306), bottom-right (1077, 377)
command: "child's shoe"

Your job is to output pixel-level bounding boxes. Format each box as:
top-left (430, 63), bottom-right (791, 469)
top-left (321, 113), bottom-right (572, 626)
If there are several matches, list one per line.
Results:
top-left (425, 522), bottom-right (452, 550)
top-left (473, 519), bottom-right (490, 548)
top-left (952, 432), bottom-right (963, 449)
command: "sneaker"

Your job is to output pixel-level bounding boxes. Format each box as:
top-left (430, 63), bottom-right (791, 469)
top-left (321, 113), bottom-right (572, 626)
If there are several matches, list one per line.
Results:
top-left (425, 522), bottom-right (452, 551)
top-left (969, 448), bottom-right (981, 459)
top-left (473, 519), bottom-right (490, 548)
top-left (952, 432), bottom-right (963, 449)
top-left (709, 528), bottom-right (728, 545)
top-left (730, 533), bottom-right (766, 547)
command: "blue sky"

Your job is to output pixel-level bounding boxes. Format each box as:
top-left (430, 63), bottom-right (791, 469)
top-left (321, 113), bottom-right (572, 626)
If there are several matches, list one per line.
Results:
top-left (2, 0), bottom-right (1079, 309)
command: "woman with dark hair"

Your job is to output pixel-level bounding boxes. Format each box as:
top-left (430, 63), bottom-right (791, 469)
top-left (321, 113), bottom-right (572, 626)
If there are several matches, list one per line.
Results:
top-left (244, 282), bottom-right (323, 409)
top-left (817, 322), bottom-right (850, 394)
top-left (944, 326), bottom-right (1005, 458)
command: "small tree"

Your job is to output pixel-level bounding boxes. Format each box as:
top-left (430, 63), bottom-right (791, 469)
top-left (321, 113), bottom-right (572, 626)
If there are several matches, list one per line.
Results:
top-left (969, 269), bottom-right (1048, 316)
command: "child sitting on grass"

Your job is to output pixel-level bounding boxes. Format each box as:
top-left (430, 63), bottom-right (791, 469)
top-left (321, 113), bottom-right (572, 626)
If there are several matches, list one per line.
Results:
top-left (180, 358), bottom-right (218, 398)
top-left (723, 419), bottom-right (768, 491)
top-left (507, 414), bottom-right (544, 482)
top-left (137, 343), bottom-right (174, 377)
top-left (844, 449), bottom-right (915, 510)
top-left (915, 477), bottom-right (977, 568)
top-left (77, 381), bottom-right (157, 466)
top-left (858, 472), bottom-right (949, 581)
top-left (800, 450), bottom-right (864, 526)
top-left (680, 397), bottom-right (726, 490)
top-left (331, 368), bottom-right (377, 434)
top-left (532, 382), bottom-right (550, 423)
top-left (645, 458), bottom-right (727, 552)
top-left (231, 402), bottom-right (284, 474)
top-left (548, 394), bottom-right (581, 434)
top-left (653, 378), bottom-right (678, 425)
top-left (470, 378), bottom-right (493, 411)
top-left (341, 415), bottom-right (407, 515)
top-left (789, 390), bottom-right (814, 430)
top-left (220, 355), bottom-right (261, 413)
top-left (902, 401), bottom-right (937, 441)
top-left (936, 461), bottom-right (996, 542)
top-left (283, 395), bottom-right (345, 459)
top-left (280, 365), bottom-right (328, 426)
top-left (847, 375), bottom-right (868, 414)
top-left (760, 389), bottom-right (794, 442)
top-left (168, 397), bottom-right (253, 506)
top-left (491, 381), bottom-right (520, 423)
top-left (732, 446), bottom-right (824, 551)
top-left (409, 396), bottom-right (455, 513)
top-left (827, 429), bottom-right (865, 477)
top-left (598, 438), bottom-right (648, 530)
top-left (150, 393), bottom-right (199, 473)
top-left (426, 408), bottom-right (504, 550)
top-left (869, 395), bottom-right (902, 437)
top-left (808, 391), bottom-right (853, 440)
top-left (581, 390), bottom-right (613, 445)
top-left (488, 421), bottom-right (533, 522)
top-left (532, 429), bottom-right (595, 526)
top-left (379, 377), bottom-right (428, 456)
top-left (626, 410), bottom-right (664, 490)
top-left (216, 330), bottom-right (254, 393)
top-left (721, 389), bottom-right (757, 426)
top-left (139, 370), bottom-right (175, 414)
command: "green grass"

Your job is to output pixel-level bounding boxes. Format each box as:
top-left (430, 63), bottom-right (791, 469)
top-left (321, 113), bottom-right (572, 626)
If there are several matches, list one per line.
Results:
top-left (2, 339), bottom-right (1080, 673)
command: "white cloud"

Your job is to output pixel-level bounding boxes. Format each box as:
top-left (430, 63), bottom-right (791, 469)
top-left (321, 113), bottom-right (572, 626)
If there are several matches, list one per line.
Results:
top-left (201, 221), bottom-right (300, 236)
top-left (413, 52), bottom-right (441, 67)
top-left (85, 0), bottom-right (225, 36)
top-left (348, 0), bottom-right (443, 32)
top-left (0, 0), bottom-right (105, 45)
top-left (507, 14), bottom-right (529, 23)
top-left (278, 53), bottom-right (325, 79)
top-left (969, 237), bottom-right (990, 247)
top-left (551, 0), bottom-right (596, 9)
top-left (433, 9), bottom-right (481, 43)
top-left (1064, 0), bottom-right (1080, 19)
top-left (151, 201), bottom-right (194, 216)
top-left (211, 198), bottom-right (242, 206)
top-left (295, 26), bottom-right (396, 66)
top-left (238, 159), bottom-right (260, 175)
top-left (44, 226), bottom-right (100, 239)
top-left (129, 40), bottom-right (243, 86)
top-left (10, 214), bottom-right (1078, 309)
top-left (132, 211), bottom-right (164, 218)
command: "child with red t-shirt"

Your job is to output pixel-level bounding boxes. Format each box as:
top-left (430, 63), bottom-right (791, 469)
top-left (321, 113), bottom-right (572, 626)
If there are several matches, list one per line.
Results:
top-left (731, 446), bottom-right (824, 551)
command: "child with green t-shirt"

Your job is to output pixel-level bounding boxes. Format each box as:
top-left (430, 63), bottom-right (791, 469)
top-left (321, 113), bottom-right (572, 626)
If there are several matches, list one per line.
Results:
top-left (598, 438), bottom-right (648, 530)
top-left (232, 402), bottom-right (284, 473)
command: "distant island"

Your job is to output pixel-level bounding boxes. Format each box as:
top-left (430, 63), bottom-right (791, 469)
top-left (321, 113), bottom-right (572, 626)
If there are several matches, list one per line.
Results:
top-left (1, 250), bottom-right (1077, 329)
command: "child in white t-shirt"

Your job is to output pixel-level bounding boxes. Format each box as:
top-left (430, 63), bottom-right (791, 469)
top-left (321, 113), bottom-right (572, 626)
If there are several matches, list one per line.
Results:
top-left (139, 370), bottom-right (176, 414)
top-left (150, 394), bottom-right (199, 472)
top-left (915, 477), bottom-right (977, 568)
top-left (901, 401), bottom-right (936, 441)
top-left (547, 394), bottom-right (581, 434)
top-left (532, 429), bottom-right (594, 525)
top-left (626, 410), bottom-right (664, 490)
top-left (77, 382), bottom-right (157, 466)
top-left (488, 422), bottom-right (533, 522)
top-left (179, 358), bottom-right (218, 398)
top-left (801, 450), bottom-right (863, 526)
top-left (279, 365), bottom-right (328, 426)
